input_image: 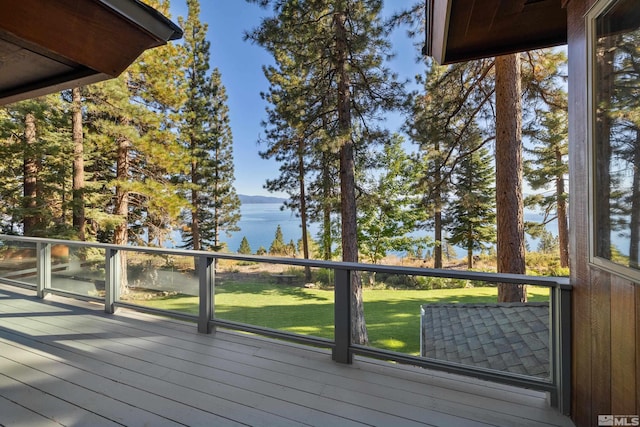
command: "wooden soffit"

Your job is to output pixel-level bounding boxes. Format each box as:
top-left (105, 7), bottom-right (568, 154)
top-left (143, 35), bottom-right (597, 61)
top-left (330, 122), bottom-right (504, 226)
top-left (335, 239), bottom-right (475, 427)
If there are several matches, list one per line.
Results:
top-left (0, 0), bottom-right (182, 105)
top-left (426, 0), bottom-right (567, 64)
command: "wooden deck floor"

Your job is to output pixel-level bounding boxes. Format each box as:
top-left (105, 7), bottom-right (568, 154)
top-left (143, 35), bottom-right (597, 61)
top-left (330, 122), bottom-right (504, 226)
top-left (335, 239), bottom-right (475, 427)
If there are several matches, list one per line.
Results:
top-left (0, 284), bottom-right (574, 427)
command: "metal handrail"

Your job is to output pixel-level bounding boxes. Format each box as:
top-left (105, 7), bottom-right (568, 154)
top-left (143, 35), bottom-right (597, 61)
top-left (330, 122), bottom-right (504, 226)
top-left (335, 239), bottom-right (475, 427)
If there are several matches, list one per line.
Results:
top-left (0, 234), bottom-right (571, 414)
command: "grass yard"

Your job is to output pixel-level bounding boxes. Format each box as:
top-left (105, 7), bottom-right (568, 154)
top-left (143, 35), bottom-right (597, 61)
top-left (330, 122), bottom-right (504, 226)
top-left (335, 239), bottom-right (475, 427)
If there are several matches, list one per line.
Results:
top-left (135, 282), bottom-right (550, 355)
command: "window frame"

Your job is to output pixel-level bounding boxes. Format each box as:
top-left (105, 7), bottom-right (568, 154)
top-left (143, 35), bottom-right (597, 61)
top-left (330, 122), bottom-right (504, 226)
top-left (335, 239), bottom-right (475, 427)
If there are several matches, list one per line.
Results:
top-left (587, 0), bottom-right (640, 282)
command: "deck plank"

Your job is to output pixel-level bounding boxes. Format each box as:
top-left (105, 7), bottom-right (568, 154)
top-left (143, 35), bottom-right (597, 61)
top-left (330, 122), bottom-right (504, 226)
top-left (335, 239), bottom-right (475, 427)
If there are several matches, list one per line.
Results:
top-left (0, 306), bottom-right (446, 426)
top-left (0, 285), bottom-right (574, 427)
top-left (0, 311), bottom-right (332, 426)
top-left (0, 371), bottom-right (124, 427)
top-left (0, 394), bottom-right (64, 427)
top-left (0, 316), bottom-right (422, 426)
top-left (0, 343), bottom-right (186, 427)
top-left (253, 344), bottom-right (570, 426)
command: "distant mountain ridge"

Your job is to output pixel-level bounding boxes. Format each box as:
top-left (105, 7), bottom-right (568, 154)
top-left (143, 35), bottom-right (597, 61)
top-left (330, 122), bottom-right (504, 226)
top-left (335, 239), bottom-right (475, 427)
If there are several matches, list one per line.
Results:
top-left (239, 194), bottom-right (287, 204)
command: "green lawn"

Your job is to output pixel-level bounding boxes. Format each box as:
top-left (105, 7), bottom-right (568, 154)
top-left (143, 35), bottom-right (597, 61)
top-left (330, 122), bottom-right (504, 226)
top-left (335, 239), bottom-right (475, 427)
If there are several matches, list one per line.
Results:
top-left (136, 282), bottom-right (550, 355)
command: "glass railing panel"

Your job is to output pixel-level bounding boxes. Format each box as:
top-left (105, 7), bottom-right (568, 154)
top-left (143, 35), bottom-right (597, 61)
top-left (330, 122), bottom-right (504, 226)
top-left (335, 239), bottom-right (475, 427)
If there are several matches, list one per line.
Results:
top-left (116, 251), bottom-right (199, 314)
top-left (359, 272), bottom-right (552, 380)
top-left (0, 239), bottom-right (37, 285)
top-left (214, 260), bottom-right (334, 341)
top-left (50, 244), bottom-right (105, 298)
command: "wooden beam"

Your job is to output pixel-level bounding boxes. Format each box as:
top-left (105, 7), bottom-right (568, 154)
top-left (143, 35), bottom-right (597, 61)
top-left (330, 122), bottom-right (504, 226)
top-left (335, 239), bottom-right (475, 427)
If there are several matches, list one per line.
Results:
top-left (0, 0), bottom-right (165, 77)
top-left (429, 0), bottom-right (567, 64)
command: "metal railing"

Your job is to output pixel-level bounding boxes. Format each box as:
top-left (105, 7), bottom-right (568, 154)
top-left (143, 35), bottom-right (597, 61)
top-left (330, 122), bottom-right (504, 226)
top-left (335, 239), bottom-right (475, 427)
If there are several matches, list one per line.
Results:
top-left (0, 235), bottom-right (571, 414)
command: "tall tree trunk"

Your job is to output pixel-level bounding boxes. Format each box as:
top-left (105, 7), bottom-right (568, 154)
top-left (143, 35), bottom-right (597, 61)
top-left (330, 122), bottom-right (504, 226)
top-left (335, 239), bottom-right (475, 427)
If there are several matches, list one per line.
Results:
top-left (320, 109), bottom-right (333, 262)
top-left (433, 141), bottom-right (443, 268)
top-left (114, 133), bottom-right (130, 293)
top-left (434, 195), bottom-right (443, 268)
top-left (190, 166), bottom-right (202, 272)
top-left (321, 152), bottom-right (333, 261)
top-left (334, 10), bottom-right (367, 344)
top-left (495, 54), bottom-right (526, 302)
top-left (212, 147), bottom-right (221, 251)
top-left (555, 145), bottom-right (569, 268)
top-left (23, 112), bottom-right (38, 236)
top-left (72, 87), bottom-right (86, 241)
top-left (191, 156), bottom-right (201, 251)
top-left (297, 138), bottom-right (312, 281)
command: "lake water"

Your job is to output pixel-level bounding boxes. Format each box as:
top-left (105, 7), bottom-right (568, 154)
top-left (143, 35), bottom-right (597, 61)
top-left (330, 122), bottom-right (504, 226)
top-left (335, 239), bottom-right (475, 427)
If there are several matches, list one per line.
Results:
top-left (214, 203), bottom-right (559, 257)
top-left (166, 203), bottom-right (638, 258)
top-left (222, 203), bottom-right (318, 253)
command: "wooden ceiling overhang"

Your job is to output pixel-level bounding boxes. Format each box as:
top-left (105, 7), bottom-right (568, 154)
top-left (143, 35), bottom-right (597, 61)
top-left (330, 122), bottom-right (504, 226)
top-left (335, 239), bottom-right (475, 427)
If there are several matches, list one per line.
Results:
top-left (426, 0), bottom-right (568, 64)
top-left (0, 0), bottom-right (182, 105)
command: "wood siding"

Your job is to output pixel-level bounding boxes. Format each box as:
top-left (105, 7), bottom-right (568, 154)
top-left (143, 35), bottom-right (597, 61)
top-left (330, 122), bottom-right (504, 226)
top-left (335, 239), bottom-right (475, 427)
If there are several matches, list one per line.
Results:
top-left (568, 0), bottom-right (640, 424)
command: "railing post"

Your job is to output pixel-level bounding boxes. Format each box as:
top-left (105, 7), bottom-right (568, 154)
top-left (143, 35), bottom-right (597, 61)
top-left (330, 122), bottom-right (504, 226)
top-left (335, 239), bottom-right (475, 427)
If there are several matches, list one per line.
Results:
top-left (333, 267), bottom-right (352, 364)
top-left (549, 284), bottom-right (571, 415)
top-left (36, 242), bottom-right (51, 298)
top-left (105, 248), bottom-right (120, 314)
top-left (198, 255), bottom-right (214, 334)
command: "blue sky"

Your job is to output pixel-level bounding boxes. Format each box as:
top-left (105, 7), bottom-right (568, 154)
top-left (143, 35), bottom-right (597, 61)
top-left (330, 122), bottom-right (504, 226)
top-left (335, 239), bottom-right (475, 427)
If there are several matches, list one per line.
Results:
top-left (169, 0), bottom-right (423, 196)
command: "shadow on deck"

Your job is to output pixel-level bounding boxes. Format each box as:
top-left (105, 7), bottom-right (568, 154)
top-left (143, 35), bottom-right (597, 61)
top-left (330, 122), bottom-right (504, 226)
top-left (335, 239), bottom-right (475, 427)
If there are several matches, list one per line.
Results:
top-left (0, 283), bottom-right (573, 426)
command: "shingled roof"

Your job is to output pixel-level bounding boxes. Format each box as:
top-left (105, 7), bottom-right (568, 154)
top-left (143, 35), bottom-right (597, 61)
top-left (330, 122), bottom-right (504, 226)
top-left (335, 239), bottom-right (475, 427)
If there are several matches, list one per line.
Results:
top-left (421, 302), bottom-right (549, 378)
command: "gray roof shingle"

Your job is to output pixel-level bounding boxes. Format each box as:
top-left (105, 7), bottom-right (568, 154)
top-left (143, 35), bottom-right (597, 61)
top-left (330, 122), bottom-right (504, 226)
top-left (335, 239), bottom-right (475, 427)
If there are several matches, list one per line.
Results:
top-left (421, 303), bottom-right (549, 378)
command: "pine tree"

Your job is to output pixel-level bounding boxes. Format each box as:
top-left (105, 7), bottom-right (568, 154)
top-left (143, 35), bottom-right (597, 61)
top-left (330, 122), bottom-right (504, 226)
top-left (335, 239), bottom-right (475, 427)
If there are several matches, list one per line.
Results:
top-left (71, 87), bottom-right (85, 241)
top-left (313, 151), bottom-right (341, 261)
top-left (0, 96), bottom-right (73, 237)
top-left (269, 224), bottom-right (287, 255)
top-left (495, 54), bottom-right (527, 302)
top-left (524, 107), bottom-right (569, 266)
top-left (83, 0), bottom-right (185, 249)
top-left (83, 76), bottom-right (143, 291)
top-left (248, 0), bottom-right (405, 344)
top-left (238, 236), bottom-right (252, 254)
top-left (521, 49), bottom-right (569, 268)
top-left (200, 69), bottom-right (241, 251)
top-left (407, 59), bottom-right (494, 268)
top-left (447, 138), bottom-right (496, 269)
top-left (398, 2), bottom-right (572, 298)
top-left (0, 108), bottom-right (22, 233)
top-left (82, 3), bottom-right (185, 289)
top-left (443, 240), bottom-right (457, 262)
top-left (537, 229), bottom-right (559, 254)
top-left (179, 0), bottom-right (240, 252)
top-left (495, 49), bottom-right (568, 301)
top-left (128, 0), bottom-right (187, 247)
top-left (286, 239), bottom-right (297, 257)
top-left (85, 76), bottom-right (145, 248)
top-left (259, 51), bottom-right (319, 279)
top-left (0, 1), bottom-right (185, 249)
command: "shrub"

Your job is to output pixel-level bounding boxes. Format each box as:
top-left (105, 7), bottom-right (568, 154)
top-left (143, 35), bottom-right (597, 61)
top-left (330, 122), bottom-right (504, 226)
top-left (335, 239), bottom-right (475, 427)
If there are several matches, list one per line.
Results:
top-left (367, 273), bottom-right (469, 290)
top-left (314, 268), bottom-right (334, 286)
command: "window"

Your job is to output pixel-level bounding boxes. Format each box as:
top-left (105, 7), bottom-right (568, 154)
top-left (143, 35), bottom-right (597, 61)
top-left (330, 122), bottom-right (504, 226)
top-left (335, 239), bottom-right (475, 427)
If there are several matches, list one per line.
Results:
top-left (589, 0), bottom-right (640, 275)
